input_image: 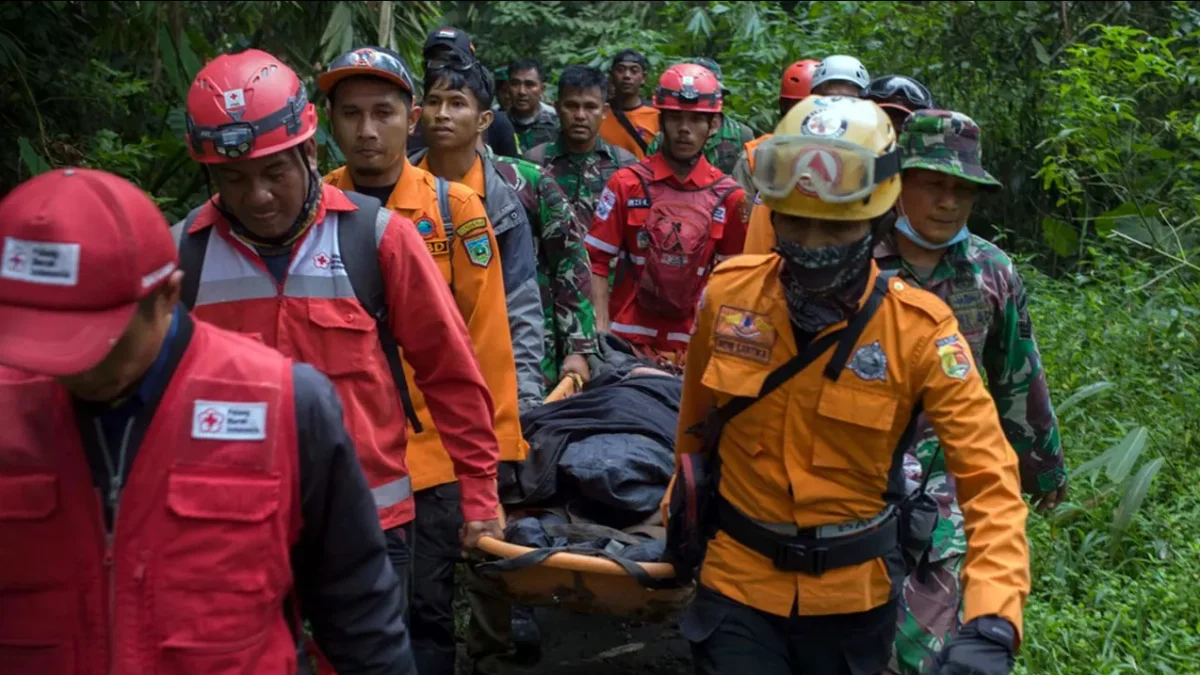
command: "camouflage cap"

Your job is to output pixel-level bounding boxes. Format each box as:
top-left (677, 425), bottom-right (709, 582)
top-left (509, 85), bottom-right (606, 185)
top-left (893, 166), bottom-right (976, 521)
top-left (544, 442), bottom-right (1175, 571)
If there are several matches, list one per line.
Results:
top-left (688, 57), bottom-right (730, 96)
top-left (899, 109), bottom-right (1002, 191)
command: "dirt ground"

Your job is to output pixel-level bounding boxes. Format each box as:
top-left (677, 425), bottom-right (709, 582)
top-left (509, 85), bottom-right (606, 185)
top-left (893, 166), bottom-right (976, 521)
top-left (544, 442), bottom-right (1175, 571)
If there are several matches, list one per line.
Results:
top-left (456, 608), bottom-right (692, 675)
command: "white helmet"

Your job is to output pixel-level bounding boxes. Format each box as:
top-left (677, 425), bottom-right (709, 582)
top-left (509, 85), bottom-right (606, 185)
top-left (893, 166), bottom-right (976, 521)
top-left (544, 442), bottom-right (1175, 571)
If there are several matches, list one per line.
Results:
top-left (811, 55), bottom-right (870, 93)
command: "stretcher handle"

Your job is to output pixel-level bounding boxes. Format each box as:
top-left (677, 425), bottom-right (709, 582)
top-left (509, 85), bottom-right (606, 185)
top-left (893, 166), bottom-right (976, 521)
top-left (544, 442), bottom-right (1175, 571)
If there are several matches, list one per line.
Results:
top-left (474, 535), bottom-right (678, 578)
top-left (545, 375), bottom-right (580, 404)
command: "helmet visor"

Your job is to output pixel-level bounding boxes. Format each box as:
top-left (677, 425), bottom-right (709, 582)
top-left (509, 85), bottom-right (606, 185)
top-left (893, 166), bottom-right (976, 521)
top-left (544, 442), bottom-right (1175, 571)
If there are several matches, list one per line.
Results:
top-left (752, 134), bottom-right (901, 205)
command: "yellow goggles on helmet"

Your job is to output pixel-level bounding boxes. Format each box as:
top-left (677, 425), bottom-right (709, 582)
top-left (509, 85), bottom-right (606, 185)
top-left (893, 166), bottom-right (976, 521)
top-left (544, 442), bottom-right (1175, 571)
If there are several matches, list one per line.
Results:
top-left (751, 134), bottom-right (901, 205)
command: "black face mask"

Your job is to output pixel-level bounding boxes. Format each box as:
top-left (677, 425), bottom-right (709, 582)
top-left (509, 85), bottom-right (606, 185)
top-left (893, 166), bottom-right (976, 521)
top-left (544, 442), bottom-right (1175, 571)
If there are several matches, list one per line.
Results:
top-left (774, 233), bottom-right (873, 333)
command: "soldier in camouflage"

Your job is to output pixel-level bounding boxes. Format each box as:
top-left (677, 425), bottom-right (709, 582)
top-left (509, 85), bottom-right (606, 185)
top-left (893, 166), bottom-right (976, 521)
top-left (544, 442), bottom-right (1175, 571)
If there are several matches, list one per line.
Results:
top-left (879, 109), bottom-right (1067, 675)
top-left (525, 65), bottom-right (639, 229)
top-left (484, 144), bottom-right (598, 387)
top-left (645, 57), bottom-right (755, 175)
top-left (507, 57), bottom-right (561, 153)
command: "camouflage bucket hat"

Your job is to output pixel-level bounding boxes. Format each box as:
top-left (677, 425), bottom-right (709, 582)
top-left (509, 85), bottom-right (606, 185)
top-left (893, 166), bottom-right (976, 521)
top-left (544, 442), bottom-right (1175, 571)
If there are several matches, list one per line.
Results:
top-left (899, 109), bottom-right (1002, 191)
top-left (688, 57), bottom-right (730, 96)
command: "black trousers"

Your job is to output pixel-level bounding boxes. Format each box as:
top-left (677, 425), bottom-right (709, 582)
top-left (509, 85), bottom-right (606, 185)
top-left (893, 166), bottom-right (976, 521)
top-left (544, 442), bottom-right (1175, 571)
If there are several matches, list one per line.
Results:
top-left (383, 521), bottom-right (415, 622)
top-left (411, 483), bottom-right (465, 675)
top-left (683, 585), bottom-right (899, 675)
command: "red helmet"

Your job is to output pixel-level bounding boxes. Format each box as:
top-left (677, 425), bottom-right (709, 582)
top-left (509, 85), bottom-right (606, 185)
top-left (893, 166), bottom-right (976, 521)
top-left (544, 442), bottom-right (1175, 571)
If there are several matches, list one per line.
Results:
top-left (653, 64), bottom-right (722, 114)
top-left (780, 59), bottom-right (820, 101)
top-left (185, 49), bottom-right (318, 164)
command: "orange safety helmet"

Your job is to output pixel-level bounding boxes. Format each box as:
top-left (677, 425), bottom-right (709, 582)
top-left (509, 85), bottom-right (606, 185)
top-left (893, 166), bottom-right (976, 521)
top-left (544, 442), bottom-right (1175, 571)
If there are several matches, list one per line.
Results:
top-left (780, 59), bottom-right (820, 101)
top-left (653, 63), bottom-right (722, 114)
top-left (185, 49), bottom-right (318, 164)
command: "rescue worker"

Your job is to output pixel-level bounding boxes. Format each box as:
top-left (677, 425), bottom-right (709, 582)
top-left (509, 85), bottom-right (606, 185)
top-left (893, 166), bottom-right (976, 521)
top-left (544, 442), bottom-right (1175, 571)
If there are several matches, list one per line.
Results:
top-left (316, 47), bottom-right (532, 675)
top-left (507, 57), bottom-right (560, 152)
top-left (407, 36), bottom-right (547, 414)
top-left (525, 64), bottom-right (639, 226)
top-left (407, 27), bottom-right (520, 159)
top-left (173, 49), bottom-right (505, 639)
top-left (733, 58), bottom-right (820, 201)
top-left (645, 57), bottom-right (756, 175)
top-left (599, 48), bottom-right (660, 159)
top-left (865, 109), bottom-right (1064, 674)
top-left (866, 74), bottom-right (936, 132)
top-left (810, 54), bottom-right (871, 97)
top-left (674, 95), bottom-right (1030, 675)
top-left (0, 168), bottom-right (417, 674)
top-left (586, 63), bottom-right (749, 369)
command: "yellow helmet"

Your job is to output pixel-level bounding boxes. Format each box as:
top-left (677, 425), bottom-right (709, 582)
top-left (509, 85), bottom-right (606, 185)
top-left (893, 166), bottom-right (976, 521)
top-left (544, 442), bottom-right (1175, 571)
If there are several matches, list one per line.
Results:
top-left (753, 95), bottom-right (901, 220)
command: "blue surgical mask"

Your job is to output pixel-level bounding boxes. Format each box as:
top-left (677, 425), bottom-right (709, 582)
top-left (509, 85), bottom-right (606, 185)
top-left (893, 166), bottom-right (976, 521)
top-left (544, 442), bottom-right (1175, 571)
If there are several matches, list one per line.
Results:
top-left (895, 214), bottom-right (970, 250)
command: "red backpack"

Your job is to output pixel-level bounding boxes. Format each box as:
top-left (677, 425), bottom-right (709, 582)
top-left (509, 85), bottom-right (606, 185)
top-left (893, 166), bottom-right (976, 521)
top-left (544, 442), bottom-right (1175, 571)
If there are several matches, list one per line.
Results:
top-left (628, 162), bottom-right (740, 320)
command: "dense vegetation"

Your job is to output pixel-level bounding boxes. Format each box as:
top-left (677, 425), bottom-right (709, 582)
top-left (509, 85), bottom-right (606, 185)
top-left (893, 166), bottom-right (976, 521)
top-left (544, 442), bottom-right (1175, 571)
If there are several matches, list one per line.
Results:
top-left (2, 2), bottom-right (1198, 672)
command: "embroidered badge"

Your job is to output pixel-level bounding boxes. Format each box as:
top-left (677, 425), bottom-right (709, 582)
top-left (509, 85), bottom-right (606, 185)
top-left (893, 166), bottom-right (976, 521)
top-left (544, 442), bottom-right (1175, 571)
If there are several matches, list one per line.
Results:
top-left (713, 306), bottom-right (777, 364)
top-left (936, 335), bottom-right (972, 380)
top-left (465, 234), bottom-right (493, 267)
top-left (455, 217), bottom-right (488, 239)
top-left (636, 230), bottom-right (650, 250)
top-left (713, 206), bottom-right (727, 223)
top-left (193, 400), bottom-right (267, 441)
top-left (595, 188), bottom-right (617, 220)
top-left (416, 218), bottom-right (435, 238)
top-left (1, 236), bottom-right (81, 287)
top-left (847, 341), bottom-right (887, 382)
top-left (627, 197), bottom-right (650, 208)
top-left (426, 240), bottom-right (450, 256)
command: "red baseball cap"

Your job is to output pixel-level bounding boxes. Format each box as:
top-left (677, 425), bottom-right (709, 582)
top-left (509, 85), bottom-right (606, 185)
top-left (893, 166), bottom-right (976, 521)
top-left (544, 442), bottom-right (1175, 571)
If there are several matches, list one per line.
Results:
top-left (0, 168), bottom-right (179, 376)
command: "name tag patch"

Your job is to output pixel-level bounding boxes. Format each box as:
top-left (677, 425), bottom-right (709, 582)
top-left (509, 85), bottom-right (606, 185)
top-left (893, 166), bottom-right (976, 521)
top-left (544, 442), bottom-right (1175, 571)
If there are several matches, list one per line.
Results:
top-left (426, 240), bottom-right (450, 256)
top-left (193, 400), bottom-right (268, 441)
top-left (2, 237), bottom-right (81, 287)
top-left (713, 206), bottom-right (727, 223)
top-left (627, 198), bottom-right (650, 208)
top-left (713, 306), bottom-right (777, 364)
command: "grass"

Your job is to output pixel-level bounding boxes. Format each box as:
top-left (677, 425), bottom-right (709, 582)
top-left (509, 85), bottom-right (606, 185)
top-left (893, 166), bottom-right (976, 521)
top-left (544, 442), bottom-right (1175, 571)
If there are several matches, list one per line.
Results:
top-left (1015, 252), bottom-right (1200, 674)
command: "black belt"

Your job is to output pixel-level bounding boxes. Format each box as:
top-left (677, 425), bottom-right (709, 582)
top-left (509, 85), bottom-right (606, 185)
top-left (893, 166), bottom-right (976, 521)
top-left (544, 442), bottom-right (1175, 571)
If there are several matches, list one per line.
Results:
top-left (716, 495), bottom-right (898, 576)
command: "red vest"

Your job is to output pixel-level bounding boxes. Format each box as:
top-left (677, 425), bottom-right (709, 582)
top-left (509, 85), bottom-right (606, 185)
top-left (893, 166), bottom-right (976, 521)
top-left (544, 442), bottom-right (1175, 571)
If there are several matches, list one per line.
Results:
top-left (0, 321), bottom-right (300, 675)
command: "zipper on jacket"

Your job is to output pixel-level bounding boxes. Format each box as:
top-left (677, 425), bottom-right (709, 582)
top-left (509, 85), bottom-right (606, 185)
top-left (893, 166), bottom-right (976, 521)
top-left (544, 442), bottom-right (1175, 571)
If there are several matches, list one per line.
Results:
top-left (95, 417), bottom-right (135, 675)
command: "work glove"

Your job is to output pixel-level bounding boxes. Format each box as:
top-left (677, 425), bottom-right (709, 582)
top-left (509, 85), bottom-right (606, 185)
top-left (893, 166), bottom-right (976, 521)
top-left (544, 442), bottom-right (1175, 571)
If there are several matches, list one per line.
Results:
top-left (932, 616), bottom-right (1016, 675)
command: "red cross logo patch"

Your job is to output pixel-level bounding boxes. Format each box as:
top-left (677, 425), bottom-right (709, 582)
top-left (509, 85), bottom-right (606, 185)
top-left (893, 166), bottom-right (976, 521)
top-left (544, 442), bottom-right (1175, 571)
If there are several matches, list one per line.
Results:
top-left (5, 251), bottom-right (26, 272)
top-left (197, 407), bottom-right (225, 433)
top-left (313, 252), bottom-right (331, 269)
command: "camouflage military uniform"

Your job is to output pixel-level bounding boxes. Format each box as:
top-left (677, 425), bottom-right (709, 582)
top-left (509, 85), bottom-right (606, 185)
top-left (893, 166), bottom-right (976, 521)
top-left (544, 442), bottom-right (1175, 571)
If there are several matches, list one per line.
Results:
top-left (488, 149), bottom-right (598, 385)
top-left (524, 137), bottom-right (639, 227)
top-left (512, 108), bottom-right (561, 155)
top-left (645, 114), bottom-right (754, 176)
top-left (883, 111), bottom-right (1066, 674)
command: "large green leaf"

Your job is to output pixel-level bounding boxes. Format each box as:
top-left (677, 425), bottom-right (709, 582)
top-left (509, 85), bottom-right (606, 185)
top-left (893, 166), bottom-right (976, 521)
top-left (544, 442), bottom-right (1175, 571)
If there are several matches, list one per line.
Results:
top-left (1042, 217), bottom-right (1079, 257)
top-left (1105, 427), bottom-right (1149, 484)
top-left (1056, 381), bottom-right (1115, 415)
top-left (157, 23), bottom-right (185, 100)
top-left (18, 136), bottom-right (50, 176)
top-left (320, 1), bottom-right (355, 63)
top-left (1111, 457), bottom-right (1163, 537)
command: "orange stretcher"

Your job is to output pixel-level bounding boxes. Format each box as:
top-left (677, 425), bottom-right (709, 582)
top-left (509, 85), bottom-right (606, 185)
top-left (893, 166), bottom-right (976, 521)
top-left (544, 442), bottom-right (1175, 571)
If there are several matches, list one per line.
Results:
top-left (472, 375), bottom-right (694, 622)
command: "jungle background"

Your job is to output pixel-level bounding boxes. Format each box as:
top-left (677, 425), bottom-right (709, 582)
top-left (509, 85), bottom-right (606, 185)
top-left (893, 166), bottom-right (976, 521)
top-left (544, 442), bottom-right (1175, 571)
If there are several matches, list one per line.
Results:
top-left (2, 1), bottom-right (1199, 672)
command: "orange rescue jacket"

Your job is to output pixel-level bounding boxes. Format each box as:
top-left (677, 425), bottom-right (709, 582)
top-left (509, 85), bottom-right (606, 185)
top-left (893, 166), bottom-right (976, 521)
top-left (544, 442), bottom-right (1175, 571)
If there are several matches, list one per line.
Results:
top-left (325, 162), bottom-right (526, 493)
top-left (676, 254), bottom-right (1030, 640)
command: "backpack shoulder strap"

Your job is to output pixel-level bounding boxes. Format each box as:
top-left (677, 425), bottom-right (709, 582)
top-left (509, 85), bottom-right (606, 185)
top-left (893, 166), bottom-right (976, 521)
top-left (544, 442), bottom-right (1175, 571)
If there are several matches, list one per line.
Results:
top-left (336, 191), bottom-right (424, 433)
top-left (174, 206), bottom-right (211, 311)
top-left (435, 176), bottom-right (454, 242)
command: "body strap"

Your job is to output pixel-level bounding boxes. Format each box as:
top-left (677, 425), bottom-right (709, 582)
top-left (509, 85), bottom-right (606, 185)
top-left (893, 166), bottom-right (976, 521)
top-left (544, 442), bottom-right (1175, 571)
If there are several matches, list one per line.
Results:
top-left (612, 106), bottom-right (650, 155)
top-left (434, 176), bottom-right (455, 290)
top-left (177, 207), bottom-right (209, 311)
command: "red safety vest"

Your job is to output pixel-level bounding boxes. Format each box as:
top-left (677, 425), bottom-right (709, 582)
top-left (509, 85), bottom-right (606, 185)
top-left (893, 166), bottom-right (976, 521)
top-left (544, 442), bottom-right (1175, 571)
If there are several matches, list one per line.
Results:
top-left (0, 321), bottom-right (300, 675)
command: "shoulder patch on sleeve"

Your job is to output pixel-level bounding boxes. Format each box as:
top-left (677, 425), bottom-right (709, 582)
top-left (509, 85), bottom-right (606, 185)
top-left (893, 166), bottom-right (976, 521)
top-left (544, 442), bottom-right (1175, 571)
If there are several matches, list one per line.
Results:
top-left (595, 187), bottom-right (617, 220)
top-left (464, 233), bottom-right (494, 267)
top-left (455, 217), bottom-right (488, 239)
top-left (889, 281), bottom-right (954, 324)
